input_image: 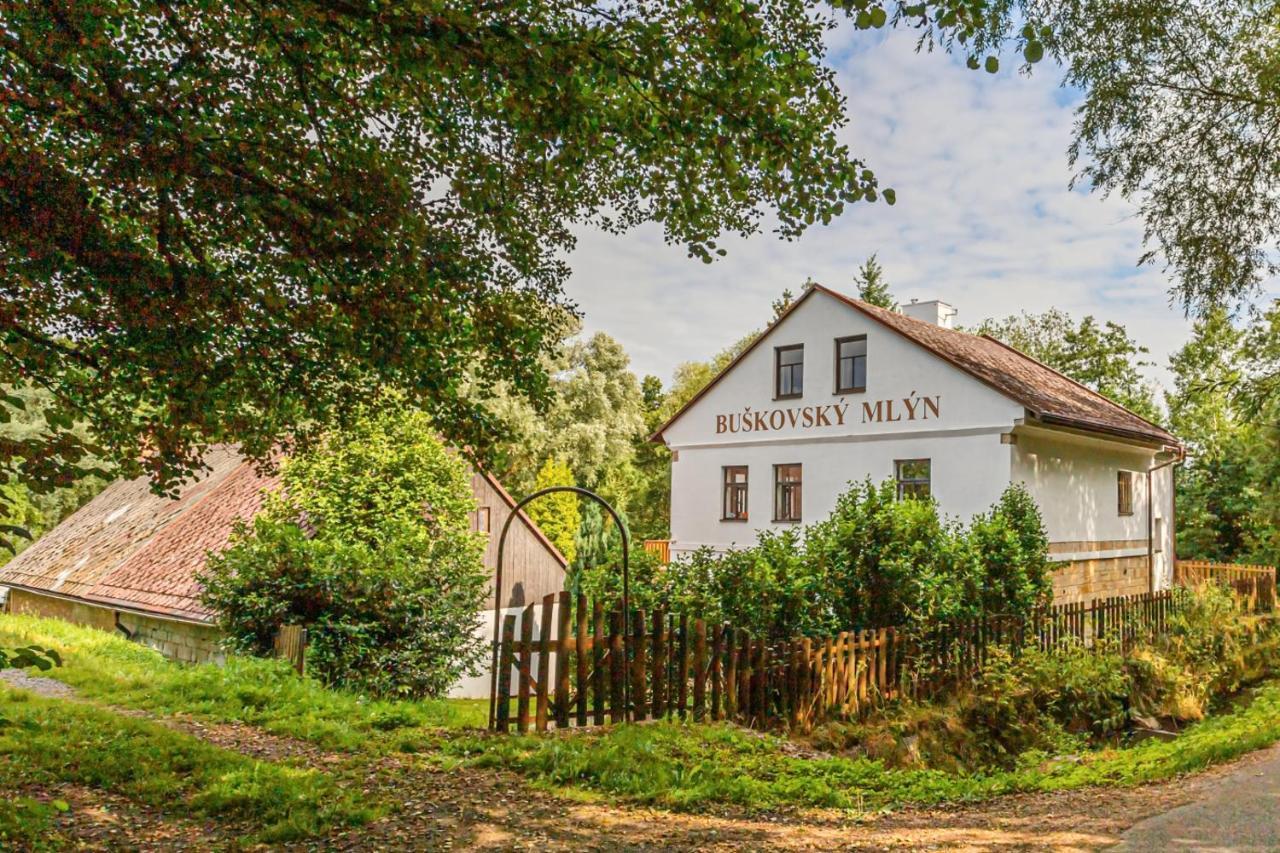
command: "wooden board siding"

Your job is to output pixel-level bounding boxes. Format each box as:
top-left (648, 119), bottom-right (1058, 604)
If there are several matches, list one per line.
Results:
top-left (1052, 555), bottom-right (1150, 604)
top-left (471, 472), bottom-right (567, 609)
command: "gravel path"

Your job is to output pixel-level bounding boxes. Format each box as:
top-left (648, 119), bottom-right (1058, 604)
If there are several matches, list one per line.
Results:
top-left (0, 666), bottom-right (77, 698)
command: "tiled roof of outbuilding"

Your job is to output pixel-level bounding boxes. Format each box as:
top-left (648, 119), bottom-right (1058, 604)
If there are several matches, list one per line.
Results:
top-left (0, 447), bottom-right (275, 623)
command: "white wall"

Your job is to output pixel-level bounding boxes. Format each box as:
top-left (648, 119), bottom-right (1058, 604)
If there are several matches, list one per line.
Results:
top-left (1012, 429), bottom-right (1153, 545)
top-left (1151, 462), bottom-right (1176, 590)
top-left (450, 602), bottom-right (564, 700)
top-left (670, 431), bottom-right (1012, 553)
top-left (1011, 427), bottom-right (1176, 590)
top-left (664, 290), bottom-right (1023, 552)
top-left (663, 291), bottom-right (1024, 450)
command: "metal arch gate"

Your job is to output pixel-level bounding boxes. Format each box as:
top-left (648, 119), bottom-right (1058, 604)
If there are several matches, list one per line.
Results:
top-left (486, 486), bottom-right (630, 730)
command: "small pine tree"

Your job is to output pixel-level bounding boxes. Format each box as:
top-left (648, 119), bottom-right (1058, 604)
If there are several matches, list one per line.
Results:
top-left (528, 457), bottom-right (580, 564)
top-left (570, 500), bottom-right (613, 589)
top-left (854, 254), bottom-right (896, 310)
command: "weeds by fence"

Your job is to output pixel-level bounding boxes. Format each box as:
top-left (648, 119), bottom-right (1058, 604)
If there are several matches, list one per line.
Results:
top-left (1175, 560), bottom-right (1276, 612)
top-left (490, 564), bottom-right (1276, 734)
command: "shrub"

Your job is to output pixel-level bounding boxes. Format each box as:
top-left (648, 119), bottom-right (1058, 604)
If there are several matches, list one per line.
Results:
top-left (200, 399), bottom-right (488, 698)
top-left (651, 480), bottom-right (1051, 639)
top-left (955, 644), bottom-right (1129, 766)
top-left (969, 485), bottom-right (1052, 615)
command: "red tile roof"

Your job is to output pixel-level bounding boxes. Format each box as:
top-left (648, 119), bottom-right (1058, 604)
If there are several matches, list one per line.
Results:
top-left (0, 447), bottom-right (274, 623)
top-left (653, 284), bottom-right (1179, 449)
top-left (0, 446), bottom-right (564, 625)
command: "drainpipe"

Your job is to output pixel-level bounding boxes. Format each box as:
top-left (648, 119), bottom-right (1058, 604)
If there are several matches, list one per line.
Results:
top-left (1147, 450), bottom-right (1183, 594)
top-left (113, 611), bottom-right (134, 640)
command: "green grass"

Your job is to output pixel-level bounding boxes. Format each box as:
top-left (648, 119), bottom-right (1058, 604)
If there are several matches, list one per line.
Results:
top-left (442, 682), bottom-right (1280, 813)
top-left (0, 614), bottom-right (486, 750)
top-left (0, 686), bottom-right (371, 843)
top-left (9, 611), bottom-right (1280, 822)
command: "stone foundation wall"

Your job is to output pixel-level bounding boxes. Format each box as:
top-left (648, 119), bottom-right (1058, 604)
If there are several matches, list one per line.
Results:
top-left (6, 588), bottom-right (224, 664)
top-left (1051, 555), bottom-right (1151, 604)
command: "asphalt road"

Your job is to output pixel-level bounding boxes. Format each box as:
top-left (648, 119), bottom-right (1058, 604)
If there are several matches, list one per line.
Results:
top-left (1112, 744), bottom-right (1280, 851)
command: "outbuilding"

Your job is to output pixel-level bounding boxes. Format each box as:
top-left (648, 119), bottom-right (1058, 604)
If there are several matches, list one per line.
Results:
top-left (0, 445), bottom-right (566, 677)
top-left (652, 284), bottom-right (1182, 603)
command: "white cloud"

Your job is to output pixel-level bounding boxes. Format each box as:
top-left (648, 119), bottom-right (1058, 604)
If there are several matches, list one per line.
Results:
top-left (562, 26), bottom-right (1272, 397)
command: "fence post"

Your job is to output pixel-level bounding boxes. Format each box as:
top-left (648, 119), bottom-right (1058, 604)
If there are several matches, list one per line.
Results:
top-left (554, 591), bottom-right (571, 729)
top-left (725, 626), bottom-right (739, 721)
top-left (591, 600), bottom-right (605, 725)
top-left (693, 619), bottom-right (707, 722)
top-left (609, 608), bottom-right (625, 724)
top-left (651, 609), bottom-right (667, 719)
top-left (575, 593), bottom-right (589, 727)
top-left (496, 614), bottom-right (516, 733)
top-left (632, 608), bottom-right (648, 722)
top-left (272, 624), bottom-right (306, 675)
top-left (518, 603), bottom-right (535, 733)
top-left (677, 614), bottom-right (690, 719)
top-left (536, 593), bottom-right (554, 732)
top-left (711, 622), bottom-right (725, 721)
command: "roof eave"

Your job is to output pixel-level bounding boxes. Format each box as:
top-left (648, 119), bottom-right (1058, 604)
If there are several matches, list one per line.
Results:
top-left (3, 582), bottom-right (215, 627)
top-left (1028, 412), bottom-right (1181, 451)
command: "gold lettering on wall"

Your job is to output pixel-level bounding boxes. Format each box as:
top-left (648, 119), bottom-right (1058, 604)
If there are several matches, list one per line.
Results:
top-left (714, 394), bottom-right (941, 434)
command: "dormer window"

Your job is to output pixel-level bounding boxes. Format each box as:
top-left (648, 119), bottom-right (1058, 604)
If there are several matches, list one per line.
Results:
top-left (835, 335), bottom-right (867, 393)
top-left (775, 345), bottom-right (804, 399)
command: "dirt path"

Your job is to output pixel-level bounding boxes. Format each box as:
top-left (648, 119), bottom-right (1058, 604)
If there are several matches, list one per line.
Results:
top-left (311, 750), bottom-right (1264, 852)
top-left (3, 669), bottom-right (1269, 851)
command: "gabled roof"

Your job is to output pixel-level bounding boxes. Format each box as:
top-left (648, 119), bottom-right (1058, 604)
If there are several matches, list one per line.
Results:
top-left (0, 446), bottom-right (272, 623)
top-left (0, 446), bottom-right (565, 624)
top-left (474, 467), bottom-right (568, 568)
top-left (653, 284), bottom-right (1179, 448)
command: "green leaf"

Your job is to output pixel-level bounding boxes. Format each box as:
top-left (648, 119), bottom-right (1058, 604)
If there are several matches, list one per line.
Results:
top-left (1023, 41), bottom-right (1045, 64)
top-left (966, 56), bottom-right (980, 70)
top-left (869, 7), bottom-right (887, 28)
top-left (883, 188), bottom-right (896, 205)
top-left (52, 799), bottom-right (70, 813)
top-left (985, 56), bottom-right (1000, 74)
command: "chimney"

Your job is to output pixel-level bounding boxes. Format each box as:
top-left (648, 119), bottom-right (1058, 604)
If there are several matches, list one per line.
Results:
top-left (902, 298), bottom-right (957, 329)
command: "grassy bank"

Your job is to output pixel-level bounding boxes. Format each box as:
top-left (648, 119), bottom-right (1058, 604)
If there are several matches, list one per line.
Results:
top-left (6, 609), bottom-right (1280, 824)
top-left (0, 687), bottom-right (371, 846)
top-left (0, 614), bottom-right (485, 750)
top-left (444, 681), bottom-right (1280, 812)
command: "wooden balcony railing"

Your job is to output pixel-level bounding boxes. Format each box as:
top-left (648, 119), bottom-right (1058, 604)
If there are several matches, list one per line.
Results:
top-left (642, 539), bottom-right (671, 564)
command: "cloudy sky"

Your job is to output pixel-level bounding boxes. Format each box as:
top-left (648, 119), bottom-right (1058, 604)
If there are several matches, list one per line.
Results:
top-left (561, 25), bottom-right (1273, 397)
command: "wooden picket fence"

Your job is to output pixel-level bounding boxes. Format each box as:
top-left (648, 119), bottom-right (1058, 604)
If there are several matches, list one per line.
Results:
top-left (273, 624), bottom-right (306, 675)
top-left (1175, 560), bottom-right (1276, 612)
top-left (490, 585), bottom-right (1232, 733)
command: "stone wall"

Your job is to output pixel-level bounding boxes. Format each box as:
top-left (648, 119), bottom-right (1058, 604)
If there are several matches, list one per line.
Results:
top-left (1051, 555), bottom-right (1151, 604)
top-left (6, 588), bottom-right (224, 664)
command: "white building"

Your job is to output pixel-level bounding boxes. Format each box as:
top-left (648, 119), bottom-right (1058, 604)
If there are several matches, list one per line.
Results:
top-left (652, 285), bottom-right (1182, 603)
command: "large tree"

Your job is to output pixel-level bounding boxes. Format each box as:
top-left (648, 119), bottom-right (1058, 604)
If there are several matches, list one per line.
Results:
top-left (1166, 303), bottom-right (1280, 564)
top-left (1049, 0), bottom-right (1280, 313)
top-left (0, 0), bottom-right (896, 524)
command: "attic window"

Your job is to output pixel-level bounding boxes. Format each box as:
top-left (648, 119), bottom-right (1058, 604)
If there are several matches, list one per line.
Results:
top-left (775, 345), bottom-right (804, 399)
top-left (835, 335), bottom-right (867, 393)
